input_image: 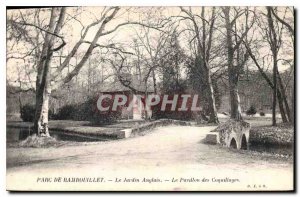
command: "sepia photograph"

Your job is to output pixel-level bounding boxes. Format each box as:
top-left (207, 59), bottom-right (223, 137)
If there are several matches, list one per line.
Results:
top-left (6, 5), bottom-right (295, 191)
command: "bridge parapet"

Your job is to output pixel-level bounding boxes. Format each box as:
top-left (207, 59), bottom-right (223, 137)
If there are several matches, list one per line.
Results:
top-left (205, 119), bottom-right (251, 150)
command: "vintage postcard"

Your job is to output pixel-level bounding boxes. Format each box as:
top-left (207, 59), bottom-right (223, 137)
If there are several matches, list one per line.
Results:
top-left (6, 6), bottom-right (294, 191)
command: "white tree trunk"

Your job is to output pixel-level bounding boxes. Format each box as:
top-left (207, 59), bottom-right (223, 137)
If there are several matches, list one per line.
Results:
top-left (206, 73), bottom-right (219, 123)
top-left (36, 83), bottom-right (51, 136)
top-left (33, 7), bottom-right (65, 136)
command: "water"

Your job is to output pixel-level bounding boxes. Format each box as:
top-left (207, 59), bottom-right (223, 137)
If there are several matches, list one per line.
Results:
top-left (6, 127), bottom-right (113, 143)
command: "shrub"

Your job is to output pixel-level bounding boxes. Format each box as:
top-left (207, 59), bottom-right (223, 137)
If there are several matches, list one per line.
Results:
top-left (83, 97), bottom-right (122, 125)
top-left (20, 104), bottom-right (55, 122)
top-left (55, 104), bottom-right (79, 120)
top-left (55, 97), bottom-right (122, 125)
top-left (90, 110), bottom-right (122, 125)
top-left (48, 108), bottom-right (56, 120)
top-left (20, 104), bottom-right (35, 122)
top-left (246, 105), bottom-right (257, 116)
top-left (259, 111), bottom-right (265, 116)
top-left (151, 97), bottom-right (193, 121)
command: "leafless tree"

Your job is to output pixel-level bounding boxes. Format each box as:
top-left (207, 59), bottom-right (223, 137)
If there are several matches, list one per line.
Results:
top-left (222, 7), bottom-right (254, 121)
top-left (243, 7), bottom-right (293, 125)
top-left (178, 6), bottom-right (219, 123)
top-left (8, 6), bottom-right (166, 136)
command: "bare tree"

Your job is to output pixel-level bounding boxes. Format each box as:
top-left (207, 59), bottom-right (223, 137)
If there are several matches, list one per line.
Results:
top-left (179, 7), bottom-right (219, 123)
top-left (33, 7), bottom-right (66, 136)
top-left (271, 7), bottom-right (294, 123)
top-left (8, 6), bottom-right (165, 136)
top-left (241, 7), bottom-right (294, 125)
top-left (222, 7), bottom-right (254, 121)
top-left (133, 25), bottom-right (171, 94)
top-left (7, 6), bottom-right (294, 138)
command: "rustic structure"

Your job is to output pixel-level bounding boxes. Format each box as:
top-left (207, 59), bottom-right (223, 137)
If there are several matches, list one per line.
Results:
top-left (205, 119), bottom-right (250, 150)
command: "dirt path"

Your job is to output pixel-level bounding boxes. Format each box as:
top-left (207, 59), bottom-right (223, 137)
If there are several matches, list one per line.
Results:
top-left (6, 126), bottom-right (293, 191)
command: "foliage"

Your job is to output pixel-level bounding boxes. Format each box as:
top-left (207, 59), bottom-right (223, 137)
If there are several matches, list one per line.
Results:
top-left (160, 79), bottom-right (189, 94)
top-left (246, 105), bottom-right (257, 116)
top-left (79, 97), bottom-right (122, 125)
top-left (55, 97), bottom-right (122, 125)
top-left (54, 104), bottom-right (80, 120)
top-left (20, 104), bottom-right (35, 122)
top-left (151, 95), bottom-right (193, 121)
top-left (159, 31), bottom-right (187, 94)
top-left (250, 123), bottom-right (294, 146)
top-left (152, 108), bottom-right (193, 121)
top-left (20, 104), bottom-right (55, 122)
top-left (259, 111), bottom-right (266, 116)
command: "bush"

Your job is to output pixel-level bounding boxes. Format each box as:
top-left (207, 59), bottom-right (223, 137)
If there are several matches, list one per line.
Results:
top-left (20, 104), bottom-right (35, 122)
top-left (55, 97), bottom-right (122, 125)
top-left (246, 105), bottom-right (257, 116)
top-left (259, 111), bottom-right (265, 116)
top-left (151, 96), bottom-right (193, 121)
top-left (90, 110), bottom-right (122, 125)
top-left (20, 104), bottom-right (55, 122)
top-left (54, 104), bottom-right (79, 120)
top-left (48, 108), bottom-right (55, 120)
top-left (82, 97), bottom-right (122, 125)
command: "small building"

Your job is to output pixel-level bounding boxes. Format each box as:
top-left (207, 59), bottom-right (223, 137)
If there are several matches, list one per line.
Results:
top-left (98, 78), bottom-right (154, 120)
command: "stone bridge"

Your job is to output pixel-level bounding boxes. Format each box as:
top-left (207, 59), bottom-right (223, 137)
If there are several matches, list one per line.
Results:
top-left (205, 120), bottom-right (250, 150)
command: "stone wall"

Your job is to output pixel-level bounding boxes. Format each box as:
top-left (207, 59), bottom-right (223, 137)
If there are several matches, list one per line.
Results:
top-left (209, 119), bottom-right (250, 149)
